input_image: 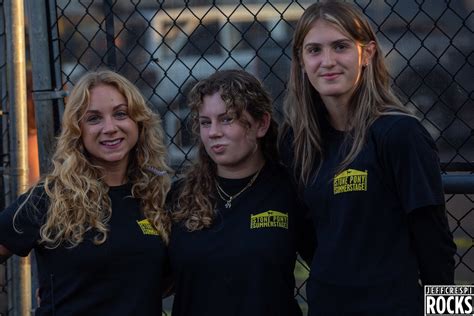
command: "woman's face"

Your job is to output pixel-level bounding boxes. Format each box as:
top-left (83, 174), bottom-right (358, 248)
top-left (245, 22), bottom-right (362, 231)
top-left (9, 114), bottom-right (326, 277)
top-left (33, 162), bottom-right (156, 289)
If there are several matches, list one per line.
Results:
top-left (301, 19), bottom-right (374, 107)
top-left (198, 92), bottom-right (268, 178)
top-left (80, 84), bottom-right (139, 172)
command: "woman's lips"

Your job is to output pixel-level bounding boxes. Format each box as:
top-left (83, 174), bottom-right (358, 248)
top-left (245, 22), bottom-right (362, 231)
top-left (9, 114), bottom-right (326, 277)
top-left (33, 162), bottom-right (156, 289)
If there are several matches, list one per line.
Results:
top-left (100, 138), bottom-right (123, 148)
top-left (211, 144), bottom-right (226, 154)
top-left (321, 72), bottom-right (341, 80)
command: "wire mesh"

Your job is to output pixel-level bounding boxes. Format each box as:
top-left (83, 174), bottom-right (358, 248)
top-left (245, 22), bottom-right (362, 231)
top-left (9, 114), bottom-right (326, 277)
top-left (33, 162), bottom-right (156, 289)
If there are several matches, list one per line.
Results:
top-left (52, 1), bottom-right (473, 312)
top-left (1, 0), bottom-right (473, 314)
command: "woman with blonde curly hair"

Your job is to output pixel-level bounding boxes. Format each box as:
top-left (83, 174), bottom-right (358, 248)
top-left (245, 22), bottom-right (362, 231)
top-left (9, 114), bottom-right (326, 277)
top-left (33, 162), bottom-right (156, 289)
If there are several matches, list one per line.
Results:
top-left (168, 69), bottom-right (313, 316)
top-left (0, 70), bottom-right (171, 315)
top-left (280, 1), bottom-right (456, 315)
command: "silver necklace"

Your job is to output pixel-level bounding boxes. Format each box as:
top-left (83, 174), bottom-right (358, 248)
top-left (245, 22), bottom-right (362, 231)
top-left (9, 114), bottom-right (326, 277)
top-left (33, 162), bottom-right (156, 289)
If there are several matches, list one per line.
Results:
top-left (215, 168), bottom-right (262, 208)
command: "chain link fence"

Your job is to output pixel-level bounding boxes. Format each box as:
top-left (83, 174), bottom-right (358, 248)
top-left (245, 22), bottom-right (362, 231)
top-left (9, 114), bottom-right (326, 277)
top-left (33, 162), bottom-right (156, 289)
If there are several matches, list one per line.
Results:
top-left (0, 0), bottom-right (473, 314)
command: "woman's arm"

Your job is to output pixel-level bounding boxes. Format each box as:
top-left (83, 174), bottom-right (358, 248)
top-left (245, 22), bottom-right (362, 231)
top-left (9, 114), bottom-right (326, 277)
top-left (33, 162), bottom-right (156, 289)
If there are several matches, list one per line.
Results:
top-left (379, 117), bottom-right (456, 284)
top-left (0, 244), bottom-right (12, 263)
top-left (0, 186), bottom-right (47, 258)
top-left (408, 205), bottom-right (456, 285)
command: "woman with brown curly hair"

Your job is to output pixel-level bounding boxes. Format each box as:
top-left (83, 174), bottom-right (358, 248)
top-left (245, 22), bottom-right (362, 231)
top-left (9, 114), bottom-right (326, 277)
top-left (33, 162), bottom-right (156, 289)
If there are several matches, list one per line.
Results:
top-left (168, 69), bottom-right (313, 316)
top-left (0, 70), bottom-right (171, 315)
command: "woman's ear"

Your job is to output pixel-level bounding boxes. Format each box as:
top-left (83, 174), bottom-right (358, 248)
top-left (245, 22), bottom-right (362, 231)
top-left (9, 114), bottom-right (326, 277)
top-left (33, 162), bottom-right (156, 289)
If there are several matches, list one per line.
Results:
top-left (256, 112), bottom-right (271, 138)
top-left (363, 41), bottom-right (376, 66)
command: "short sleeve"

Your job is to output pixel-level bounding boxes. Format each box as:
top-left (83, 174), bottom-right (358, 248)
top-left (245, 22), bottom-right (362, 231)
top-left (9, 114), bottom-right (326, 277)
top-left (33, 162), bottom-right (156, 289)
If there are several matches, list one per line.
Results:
top-left (0, 186), bottom-right (48, 256)
top-left (381, 117), bottom-right (445, 213)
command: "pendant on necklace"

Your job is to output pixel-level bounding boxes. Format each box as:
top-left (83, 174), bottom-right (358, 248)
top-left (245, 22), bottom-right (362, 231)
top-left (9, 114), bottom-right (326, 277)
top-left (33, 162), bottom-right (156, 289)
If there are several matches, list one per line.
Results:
top-left (225, 200), bottom-right (232, 208)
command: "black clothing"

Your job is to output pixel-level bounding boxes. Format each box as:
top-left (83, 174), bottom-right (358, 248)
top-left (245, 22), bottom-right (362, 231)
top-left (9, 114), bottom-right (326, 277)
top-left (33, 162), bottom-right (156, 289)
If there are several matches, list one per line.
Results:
top-left (407, 205), bottom-right (456, 285)
top-left (168, 163), bottom-right (314, 316)
top-left (0, 184), bottom-right (166, 316)
top-left (281, 115), bottom-right (456, 315)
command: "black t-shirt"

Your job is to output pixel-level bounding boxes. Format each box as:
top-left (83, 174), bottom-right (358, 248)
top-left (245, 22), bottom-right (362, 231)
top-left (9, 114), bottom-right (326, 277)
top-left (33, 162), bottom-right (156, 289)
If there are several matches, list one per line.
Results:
top-left (168, 163), bottom-right (314, 316)
top-left (281, 115), bottom-right (449, 315)
top-left (0, 183), bottom-right (166, 316)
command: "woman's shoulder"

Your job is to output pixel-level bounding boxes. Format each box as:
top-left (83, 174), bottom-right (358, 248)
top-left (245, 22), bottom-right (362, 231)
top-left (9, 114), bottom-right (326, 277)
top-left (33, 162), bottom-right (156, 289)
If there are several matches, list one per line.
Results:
top-left (372, 113), bottom-right (419, 133)
top-left (371, 113), bottom-right (437, 157)
top-left (371, 113), bottom-right (430, 143)
top-left (0, 183), bottom-right (48, 228)
top-left (19, 183), bottom-right (49, 209)
top-left (257, 162), bottom-right (299, 199)
top-left (278, 126), bottom-right (295, 169)
top-left (170, 177), bottom-right (185, 193)
top-left (266, 162), bottom-right (294, 181)
top-left (166, 178), bottom-right (185, 211)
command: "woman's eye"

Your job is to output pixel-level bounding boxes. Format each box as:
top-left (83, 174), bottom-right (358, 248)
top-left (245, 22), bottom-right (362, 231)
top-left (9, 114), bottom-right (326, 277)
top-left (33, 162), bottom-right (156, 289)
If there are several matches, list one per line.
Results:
top-left (199, 120), bottom-right (211, 127)
top-left (334, 43), bottom-right (349, 51)
top-left (307, 46), bottom-right (320, 54)
top-left (221, 116), bottom-right (234, 125)
top-left (114, 111), bottom-right (128, 119)
top-left (85, 115), bottom-right (101, 124)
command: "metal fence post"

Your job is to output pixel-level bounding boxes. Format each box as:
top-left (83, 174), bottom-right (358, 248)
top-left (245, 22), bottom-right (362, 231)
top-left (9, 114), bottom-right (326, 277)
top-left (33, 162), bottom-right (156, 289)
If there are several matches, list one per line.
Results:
top-left (103, 0), bottom-right (117, 70)
top-left (8, 0), bottom-right (30, 315)
top-left (25, 1), bottom-right (63, 309)
top-left (26, 0), bottom-right (63, 175)
top-left (48, 0), bottom-right (65, 122)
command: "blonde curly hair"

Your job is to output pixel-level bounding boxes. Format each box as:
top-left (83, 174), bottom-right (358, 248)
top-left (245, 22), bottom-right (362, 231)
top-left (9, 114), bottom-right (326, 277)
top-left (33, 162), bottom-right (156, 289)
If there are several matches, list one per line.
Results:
top-left (18, 70), bottom-right (172, 247)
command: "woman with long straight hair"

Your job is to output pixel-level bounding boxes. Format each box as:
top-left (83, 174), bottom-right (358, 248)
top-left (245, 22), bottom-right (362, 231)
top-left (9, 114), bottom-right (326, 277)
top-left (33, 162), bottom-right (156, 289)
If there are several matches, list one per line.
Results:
top-left (0, 70), bottom-right (171, 315)
top-left (280, 1), bottom-right (456, 315)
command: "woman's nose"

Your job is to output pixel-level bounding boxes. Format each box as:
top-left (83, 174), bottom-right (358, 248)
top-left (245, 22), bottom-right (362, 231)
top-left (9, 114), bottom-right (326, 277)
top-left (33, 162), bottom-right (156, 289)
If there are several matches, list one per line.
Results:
top-left (321, 49), bottom-right (335, 67)
top-left (102, 116), bottom-right (118, 133)
top-left (208, 122), bottom-right (222, 137)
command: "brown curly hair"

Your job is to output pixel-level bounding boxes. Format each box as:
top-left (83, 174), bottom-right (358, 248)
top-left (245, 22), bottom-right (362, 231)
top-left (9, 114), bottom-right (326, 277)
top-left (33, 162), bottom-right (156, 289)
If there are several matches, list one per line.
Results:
top-left (172, 69), bottom-right (277, 231)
